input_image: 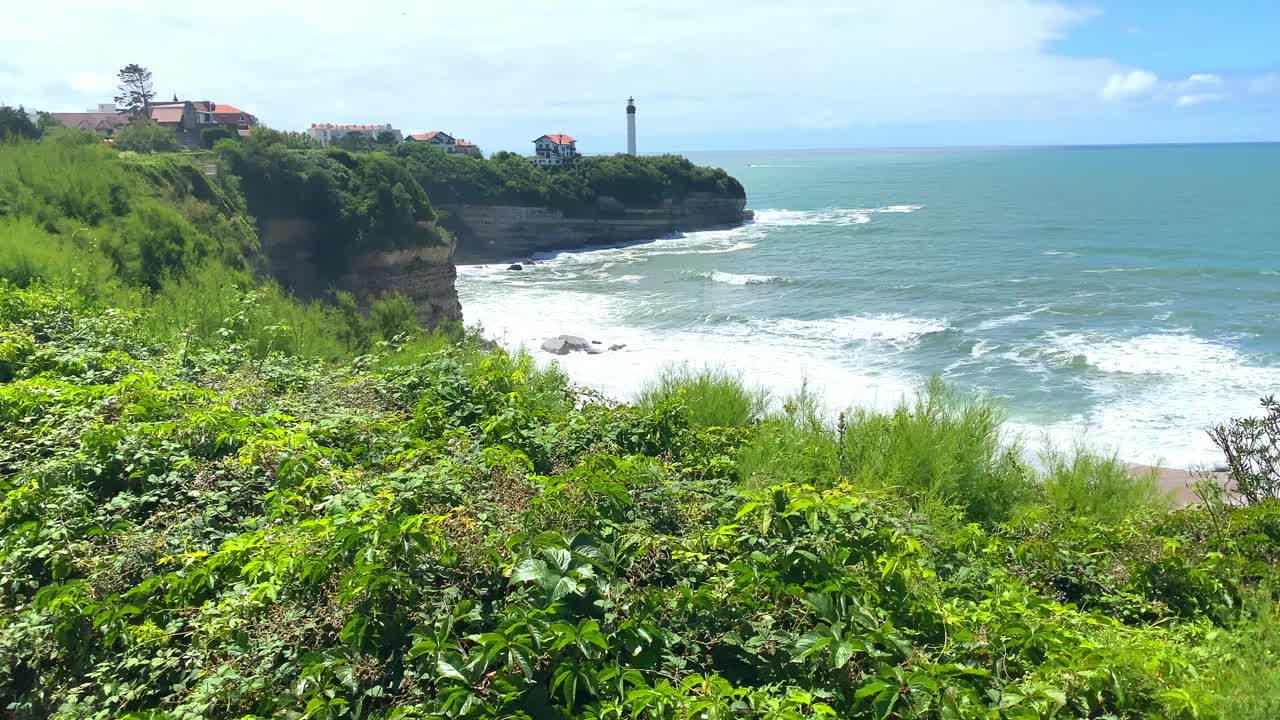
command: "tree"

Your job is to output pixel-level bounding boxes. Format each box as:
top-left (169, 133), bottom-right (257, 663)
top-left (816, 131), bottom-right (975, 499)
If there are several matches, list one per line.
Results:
top-left (114, 64), bottom-right (155, 117)
top-left (0, 105), bottom-right (39, 141)
top-left (375, 130), bottom-right (400, 147)
top-left (201, 126), bottom-right (239, 148)
top-left (336, 132), bottom-right (374, 152)
top-left (35, 111), bottom-right (61, 136)
top-left (114, 118), bottom-right (178, 153)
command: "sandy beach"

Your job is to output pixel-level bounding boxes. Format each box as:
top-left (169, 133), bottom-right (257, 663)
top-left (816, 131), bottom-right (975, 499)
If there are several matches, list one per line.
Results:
top-left (1131, 464), bottom-right (1228, 506)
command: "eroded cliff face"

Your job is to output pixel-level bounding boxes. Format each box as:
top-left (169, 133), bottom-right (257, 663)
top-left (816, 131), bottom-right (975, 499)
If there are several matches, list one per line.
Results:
top-left (446, 192), bottom-right (751, 263)
top-left (259, 217), bottom-right (463, 327)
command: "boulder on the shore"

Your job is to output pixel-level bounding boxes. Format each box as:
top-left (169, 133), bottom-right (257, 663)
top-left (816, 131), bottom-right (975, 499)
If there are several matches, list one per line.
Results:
top-left (507, 263), bottom-right (523, 271)
top-left (540, 335), bottom-right (593, 355)
top-left (609, 343), bottom-right (626, 351)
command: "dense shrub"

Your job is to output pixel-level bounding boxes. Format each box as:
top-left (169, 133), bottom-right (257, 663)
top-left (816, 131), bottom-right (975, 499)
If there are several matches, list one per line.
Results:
top-left (392, 143), bottom-right (744, 217)
top-left (0, 280), bottom-right (1275, 719)
top-left (217, 133), bottom-right (446, 273)
top-left (113, 118), bottom-right (179, 153)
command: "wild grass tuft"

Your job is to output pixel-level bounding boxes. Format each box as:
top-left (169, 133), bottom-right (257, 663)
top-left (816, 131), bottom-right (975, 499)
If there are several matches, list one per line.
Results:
top-left (841, 377), bottom-right (1037, 523)
top-left (1040, 445), bottom-right (1173, 521)
top-left (637, 364), bottom-right (769, 429)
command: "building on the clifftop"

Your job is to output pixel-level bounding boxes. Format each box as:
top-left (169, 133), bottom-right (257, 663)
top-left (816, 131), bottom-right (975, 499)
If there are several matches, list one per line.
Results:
top-left (531, 134), bottom-right (578, 166)
top-left (405, 131), bottom-right (484, 157)
top-left (626, 96), bottom-right (636, 156)
top-left (406, 130), bottom-right (456, 151)
top-left (308, 123), bottom-right (402, 146)
top-left (50, 103), bottom-right (129, 138)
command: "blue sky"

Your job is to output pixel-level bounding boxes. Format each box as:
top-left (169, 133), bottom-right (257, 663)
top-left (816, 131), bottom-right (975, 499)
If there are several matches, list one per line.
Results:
top-left (2, 1), bottom-right (1277, 152)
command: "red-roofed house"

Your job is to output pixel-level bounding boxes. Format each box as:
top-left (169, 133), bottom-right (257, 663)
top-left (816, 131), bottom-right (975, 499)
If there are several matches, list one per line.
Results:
top-left (532, 134), bottom-right (578, 166)
top-left (405, 130), bottom-right (456, 151)
top-left (455, 138), bottom-right (482, 158)
top-left (211, 104), bottom-right (258, 129)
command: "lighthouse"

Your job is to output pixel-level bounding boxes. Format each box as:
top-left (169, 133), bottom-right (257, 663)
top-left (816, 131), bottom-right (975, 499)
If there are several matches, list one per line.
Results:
top-left (626, 96), bottom-right (637, 156)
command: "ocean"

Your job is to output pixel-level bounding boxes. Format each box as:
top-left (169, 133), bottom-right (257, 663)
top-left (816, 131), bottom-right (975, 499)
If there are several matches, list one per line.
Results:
top-left (457, 144), bottom-right (1280, 468)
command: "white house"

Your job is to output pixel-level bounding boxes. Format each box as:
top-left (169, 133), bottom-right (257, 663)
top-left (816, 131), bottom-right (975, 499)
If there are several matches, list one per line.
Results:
top-left (531, 134), bottom-right (578, 166)
top-left (406, 130), bottom-right (457, 151)
top-left (307, 123), bottom-right (402, 146)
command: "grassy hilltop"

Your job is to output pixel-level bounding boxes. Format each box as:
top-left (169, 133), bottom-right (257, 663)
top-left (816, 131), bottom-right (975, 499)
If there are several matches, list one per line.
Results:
top-left (0, 132), bottom-right (1278, 719)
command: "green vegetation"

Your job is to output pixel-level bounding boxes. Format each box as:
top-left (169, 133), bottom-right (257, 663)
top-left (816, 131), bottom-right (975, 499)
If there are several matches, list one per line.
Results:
top-left (393, 143), bottom-right (744, 217)
top-left (1, 279), bottom-right (1278, 718)
top-left (0, 106), bottom-right (39, 142)
top-left (218, 130), bottom-right (448, 272)
top-left (2, 117), bottom-right (1277, 720)
top-left (115, 119), bottom-right (180, 154)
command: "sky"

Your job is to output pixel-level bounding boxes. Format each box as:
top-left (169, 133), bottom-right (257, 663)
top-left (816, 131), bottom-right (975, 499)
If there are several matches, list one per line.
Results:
top-left (2, 1), bottom-right (1277, 152)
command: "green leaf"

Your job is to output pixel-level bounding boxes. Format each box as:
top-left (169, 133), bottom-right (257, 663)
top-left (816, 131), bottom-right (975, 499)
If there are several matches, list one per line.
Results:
top-left (542, 547), bottom-right (572, 572)
top-left (856, 680), bottom-right (892, 700)
top-left (832, 640), bottom-right (856, 668)
top-left (793, 632), bottom-right (832, 660)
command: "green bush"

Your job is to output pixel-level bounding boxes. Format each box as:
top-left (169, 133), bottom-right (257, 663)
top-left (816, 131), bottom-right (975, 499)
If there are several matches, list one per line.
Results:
top-left (637, 364), bottom-right (768, 428)
top-left (200, 125), bottom-right (239, 148)
top-left (1040, 445), bottom-right (1173, 521)
top-left (842, 377), bottom-right (1037, 523)
top-left (392, 143), bottom-right (743, 217)
top-left (113, 118), bottom-right (179, 153)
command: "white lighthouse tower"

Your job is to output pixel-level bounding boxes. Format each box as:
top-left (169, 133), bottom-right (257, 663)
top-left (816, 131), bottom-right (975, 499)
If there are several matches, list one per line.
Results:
top-left (626, 96), bottom-right (637, 156)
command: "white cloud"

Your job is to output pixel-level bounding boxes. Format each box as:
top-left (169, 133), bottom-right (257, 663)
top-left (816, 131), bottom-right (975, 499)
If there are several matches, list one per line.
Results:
top-left (1100, 70), bottom-right (1159, 101)
top-left (1186, 73), bottom-right (1223, 85)
top-left (1176, 93), bottom-right (1225, 107)
top-left (68, 71), bottom-right (114, 95)
top-left (0, 0), bottom-right (1231, 149)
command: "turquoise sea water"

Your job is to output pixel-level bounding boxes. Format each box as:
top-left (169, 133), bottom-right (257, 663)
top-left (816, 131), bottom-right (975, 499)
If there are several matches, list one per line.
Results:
top-left (458, 144), bottom-right (1280, 467)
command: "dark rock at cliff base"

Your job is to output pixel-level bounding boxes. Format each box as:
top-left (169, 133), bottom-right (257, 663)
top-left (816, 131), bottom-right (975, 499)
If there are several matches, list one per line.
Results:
top-left (541, 335), bottom-right (592, 355)
top-left (507, 263), bottom-right (523, 271)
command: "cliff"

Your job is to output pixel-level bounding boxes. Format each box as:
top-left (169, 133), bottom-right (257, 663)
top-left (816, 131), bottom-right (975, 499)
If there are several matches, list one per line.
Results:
top-left (445, 193), bottom-right (752, 263)
top-left (260, 217), bottom-right (462, 327)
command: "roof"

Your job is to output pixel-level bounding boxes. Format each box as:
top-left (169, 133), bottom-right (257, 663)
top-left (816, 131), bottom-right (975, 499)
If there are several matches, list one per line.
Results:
top-left (150, 106), bottom-right (185, 124)
top-left (310, 123), bottom-right (393, 131)
top-left (536, 134), bottom-right (575, 145)
top-left (51, 111), bottom-right (129, 131)
top-left (213, 104), bottom-right (245, 114)
top-left (408, 131), bottom-right (453, 142)
top-left (455, 139), bottom-right (476, 147)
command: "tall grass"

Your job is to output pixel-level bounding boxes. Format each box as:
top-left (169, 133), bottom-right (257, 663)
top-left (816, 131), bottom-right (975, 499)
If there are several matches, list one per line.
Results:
top-left (637, 365), bottom-right (769, 428)
top-left (1040, 446), bottom-right (1173, 521)
top-left (1192, 591), bottom-right (1280, 719)
top-left (737, 382), bottom-right (839, 488)
top-left (840, 377), bottom-right (1037, 523)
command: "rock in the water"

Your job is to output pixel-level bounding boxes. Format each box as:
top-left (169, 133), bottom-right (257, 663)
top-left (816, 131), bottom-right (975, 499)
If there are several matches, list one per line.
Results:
top-left (586, 346), bottom-right (605, 355)
top-left (609, 343), bottom-right (626, 351)
top-left (507, 263), bottom-right (523, 271)
top-left (540, 337), bottom-right (571, 355)
top-left (591, 340), bottom-right (602, 345)
top-left (541, 335), bottom-right (593, 355)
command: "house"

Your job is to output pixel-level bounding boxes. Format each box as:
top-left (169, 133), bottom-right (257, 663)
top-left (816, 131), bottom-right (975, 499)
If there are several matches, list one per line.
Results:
top-left (405, 130), bottom-right (456, 151)
top-left (147, 101), bottom-right (206, 146)
top-left (210, 104), bottom-right (258, 130)
top-left (50, 103), bottom-right (128, 137)
top-left (308, 123), bottom-right (402, 146)
top-left (405, 130), bottom-right (483, 157)
top-left (532, 134), bottom-right (578, 166)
